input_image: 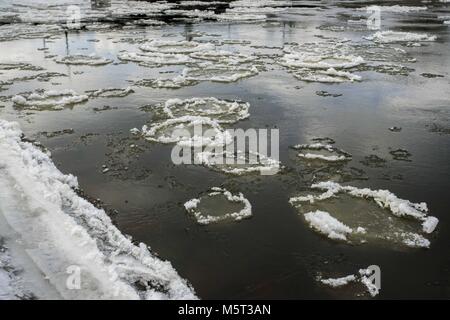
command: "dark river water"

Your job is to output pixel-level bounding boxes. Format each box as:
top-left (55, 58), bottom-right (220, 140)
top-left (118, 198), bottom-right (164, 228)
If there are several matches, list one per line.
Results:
top-left (1, 0), bottom-right (450, 299)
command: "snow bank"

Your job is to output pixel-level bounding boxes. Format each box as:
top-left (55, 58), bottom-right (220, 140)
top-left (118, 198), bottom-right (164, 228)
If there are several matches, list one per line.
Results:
top-left (0, 119), bottom-right (197, 300)
top-left (184, 187), bottom-right (252, 225)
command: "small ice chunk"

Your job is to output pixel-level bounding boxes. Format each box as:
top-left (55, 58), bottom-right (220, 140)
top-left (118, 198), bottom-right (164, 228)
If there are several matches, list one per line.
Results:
top-left (422, 216), bottom-right (439, 234)
top-left (304, 210), bottom-right (353, 241)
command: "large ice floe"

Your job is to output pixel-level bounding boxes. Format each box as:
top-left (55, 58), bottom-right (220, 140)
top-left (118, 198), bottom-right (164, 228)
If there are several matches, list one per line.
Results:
top-left (0, 119), bottom-right (196, 300)
top-left (291, 143), bottom-right (352, 162)
top-left (318, 266), bottom-right (380, 297)
top-left (365, 31), bottom-right (437, 44)
top-left (154, 97), bottom-right (250, 124)
top-left (190, 50), bottom-right (256, 65)
top-left (131, 96), bottom-right (279, 175)
top-left (183, 62), bottom-right (260, 83)
top-left (184, 187), bottom-right (252, 225)
top-left (195, 149), bottom-right (281, 176)
top-left (289, 181), bottom-right (438, 248)
top-left (118, 51), bottom-right (194, 67)
top-left (280, 42), bottom-right (364, 83)
top-left (55, 55), bottom-right (113, 66)
top-left (140, 40), bottom-right (215, 54)
top-left (12, 89), bottom-right (89, 110)
top-left (136, 63), bottom-right (260, 88)
top-left (138, 116), bottom-right (232, 148)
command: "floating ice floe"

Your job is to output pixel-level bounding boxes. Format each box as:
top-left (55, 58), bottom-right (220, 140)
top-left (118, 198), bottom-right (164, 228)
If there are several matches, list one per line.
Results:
top-left (12, 89), bottom-right (88, 110)
top-left (86, 87), bottom-right (134, 98)
top-left (137, 116), bottom-right (232, 148)
top-left (140, 40), bottom-right (214, 54)
top-left (183, 63), bottom-right (259, 82)
top-left (55, 55), bottom-right (113, 66)
top-left (289, 181), bottom-right (439, 248)
top-left (118, 51), bottom-right (193, 67)
top-left (0, 119), bottom-right (197, 300)
top-left (281, 42), bottom-right (364, 83)
top-left (156, 97), bottom-right (250, 124)
top-left (184, 187), bottom-right (252, 225)
top-left (292, 68), bottom-right (361, 83)
top-left (365, 31), bottom-right (437, 43)
top-left (291, 143), bottom-right (352, 161)
top-left (281, 52), bottom-right (364, 70)
top-left (216, 13), bottom-right (267, 22)
top-left (190, 50), bottom-right (255, 65)
top-left (361, 5), bottom-right (428, 13)
top-left (318, 267), bottom-right (380, 297)
top-left (304, 210), bottom-right (353, 241)
top-left (195, 149), bottom-right (281, 175)
top-left (133, 75), bottom-right (198, 89)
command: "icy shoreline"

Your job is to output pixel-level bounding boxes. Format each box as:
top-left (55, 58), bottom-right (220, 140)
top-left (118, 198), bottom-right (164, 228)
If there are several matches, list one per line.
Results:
top-left (0, 119), bottom-right (196, 300)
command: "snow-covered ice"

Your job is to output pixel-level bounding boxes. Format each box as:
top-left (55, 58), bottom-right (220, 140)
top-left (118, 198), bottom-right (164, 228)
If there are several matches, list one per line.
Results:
top-left (12, 89), bottom-right (89, 110)
top-left (365, 31), bottom-right (437, 43)
top-left (156, 97), bottom-right (250, 124)
top-left (0, 119), bottom-right (197, 300)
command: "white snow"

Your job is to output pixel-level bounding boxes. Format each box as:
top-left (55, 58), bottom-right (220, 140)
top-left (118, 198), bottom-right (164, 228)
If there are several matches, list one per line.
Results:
top-left (0, 119), bottom-right (197, 300)
top-left (422, 216), bottom-right (439, 234)
top-left (304, 210), bottom-right (353, 241)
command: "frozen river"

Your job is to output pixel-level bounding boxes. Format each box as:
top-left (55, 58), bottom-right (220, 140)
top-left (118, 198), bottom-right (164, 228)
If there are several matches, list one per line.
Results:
top-left (0, 0), bottom-right (450, 299)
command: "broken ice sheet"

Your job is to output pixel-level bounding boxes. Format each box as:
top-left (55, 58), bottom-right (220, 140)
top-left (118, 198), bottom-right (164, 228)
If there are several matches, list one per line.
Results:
top-left (55, 55), bottom-right (113, 66)
top-left (318, 266), bottom-right (380, 297)
top-left (195, 149), bottom-right (281, 176)
top-left (154, 97), bottom-right (250, 124)
top-left (291, 143), bottom-right (352, 162)
top-left (140, 40), bottom-right (215, 54)
top-left (183, 63), bottom-right (260, 83)
top-left (289, 181), bottom-right (438, 249)
top-left (190, 50), bottom-right (256, 65)
top-left (184, 187), bottom-right (252, 225)
top-left (11, 89), bottom-right (89, 110)
top-left (86, 87), bottom-right (134, 98)
top-left (118, 51), bottom-right (194, 67)
top-left (135, 116), bottom-right (232, 148)
top-left (365, 31), bottom-right (437, 44)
